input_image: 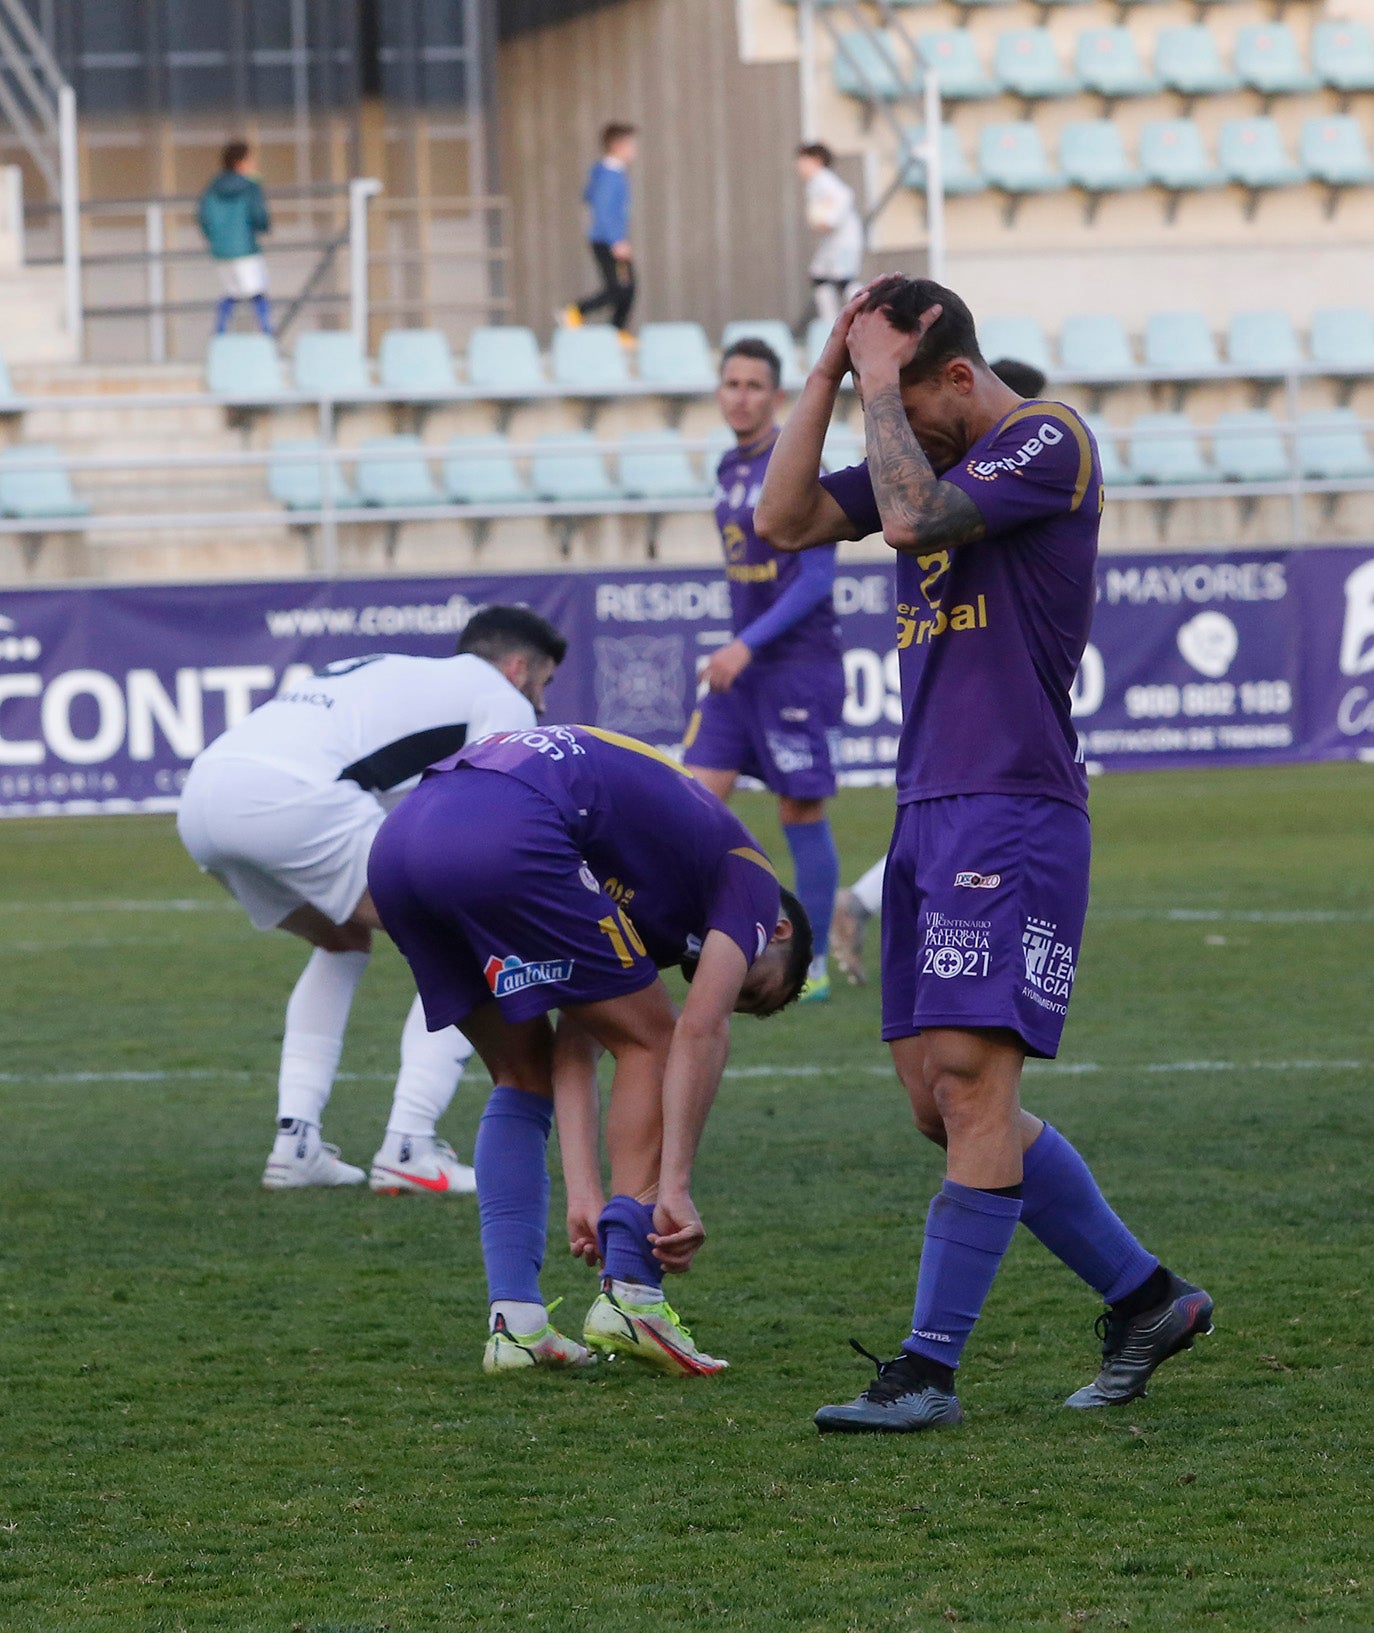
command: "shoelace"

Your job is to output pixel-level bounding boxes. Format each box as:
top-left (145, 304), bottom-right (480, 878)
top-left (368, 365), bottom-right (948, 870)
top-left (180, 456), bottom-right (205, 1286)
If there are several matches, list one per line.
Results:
top-left (848, 1338), bottom-right (921, 1404)
top-left (1094, 1309), bottom-right (1130, 1358)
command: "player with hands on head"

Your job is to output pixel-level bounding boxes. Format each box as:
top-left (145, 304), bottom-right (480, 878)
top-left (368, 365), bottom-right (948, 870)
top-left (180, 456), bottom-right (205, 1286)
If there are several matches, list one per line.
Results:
top-left (755, 276), bottom-right (1213, 1434)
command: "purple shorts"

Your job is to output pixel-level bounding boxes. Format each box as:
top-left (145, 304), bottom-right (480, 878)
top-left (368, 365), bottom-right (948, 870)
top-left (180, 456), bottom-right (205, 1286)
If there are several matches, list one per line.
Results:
top-left (682, 658), bottom-right (843, 800)
top-left (880, 794), bottom-right (1091, 1059)
top-left (367, 768), bottom-right (659, 1030)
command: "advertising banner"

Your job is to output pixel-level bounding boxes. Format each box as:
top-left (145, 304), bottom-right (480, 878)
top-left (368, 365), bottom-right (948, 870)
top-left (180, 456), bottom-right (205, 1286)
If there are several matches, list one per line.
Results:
top-left (1, 547), bottom-right (1371, 817)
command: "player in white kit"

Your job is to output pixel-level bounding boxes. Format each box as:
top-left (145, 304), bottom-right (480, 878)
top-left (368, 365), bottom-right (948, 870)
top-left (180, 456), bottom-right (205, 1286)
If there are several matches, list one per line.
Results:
top-left (176, 606), bottom-right (568, 1192)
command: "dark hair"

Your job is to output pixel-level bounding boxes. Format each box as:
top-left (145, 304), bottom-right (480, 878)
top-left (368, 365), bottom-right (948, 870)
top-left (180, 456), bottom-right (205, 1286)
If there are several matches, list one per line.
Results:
top-left (990, 357), bottom-right (1047, 398)
top-left (456, 604), bottom-right (567, 666)
top-left (775, 887), bottom-right (814, 1009)
top-left (860, 275), bottom-right (984, 385)
top-left (721, 337), bottom-right (783, 391)
top-left (221, 139), bottom-right (251, 172)
top-left (798, 142), bottom-right (834, 168)
top-left (601, 122), bottom-right (637, 151)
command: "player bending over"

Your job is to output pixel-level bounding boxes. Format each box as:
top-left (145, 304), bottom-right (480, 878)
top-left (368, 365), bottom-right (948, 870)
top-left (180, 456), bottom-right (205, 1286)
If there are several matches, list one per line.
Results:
top-left (684, 337), bottom-right (844, 1002)
top-left (367, 725), bottom-right (811, 1376)
top-left (756, 276), bottom-right (1213, 1430)
top-left (177, 606), bottom-right (566, 1194)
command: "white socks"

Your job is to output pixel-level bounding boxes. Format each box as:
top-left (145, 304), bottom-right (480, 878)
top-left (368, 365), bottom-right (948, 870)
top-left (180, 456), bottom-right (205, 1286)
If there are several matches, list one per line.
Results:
top-left (491, 1300), bottom-right (546, 1335)
top-left (385, 995), bottom-right (475, 1141)
top-left (851, 856), bottom-right (887, 917)
top-left (611, 1279), bottom-right (663, 1306)
top-left (276, 947), bottom-right (371, 1125)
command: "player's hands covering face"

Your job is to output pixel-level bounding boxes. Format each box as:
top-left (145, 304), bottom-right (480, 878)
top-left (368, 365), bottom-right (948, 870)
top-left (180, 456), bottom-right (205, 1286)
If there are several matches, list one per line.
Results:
top-left (650, 1193), bottom-right (706, 1274)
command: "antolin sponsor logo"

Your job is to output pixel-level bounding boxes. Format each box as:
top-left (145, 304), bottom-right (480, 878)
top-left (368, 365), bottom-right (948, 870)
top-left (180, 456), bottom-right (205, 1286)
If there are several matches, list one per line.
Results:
top-left (484, 954), bottom-right (575, 999)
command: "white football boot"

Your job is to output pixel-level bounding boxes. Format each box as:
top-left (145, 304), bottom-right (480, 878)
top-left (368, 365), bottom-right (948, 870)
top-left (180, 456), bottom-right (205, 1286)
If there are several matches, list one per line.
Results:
top-left (368, 1135), bottom-right (477, 1197)
top-left (262, 1121), bottom-right (365, 1190)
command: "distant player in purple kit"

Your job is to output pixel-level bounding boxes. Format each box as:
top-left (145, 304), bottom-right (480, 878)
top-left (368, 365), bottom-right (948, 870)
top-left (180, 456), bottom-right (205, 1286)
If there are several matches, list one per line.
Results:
top-left (367, 725), bottom-right (812, 1377)
top-left (755, 276), bottom-right (1213, 1432)
top-left (683, 338), bottom-right (844, 1002)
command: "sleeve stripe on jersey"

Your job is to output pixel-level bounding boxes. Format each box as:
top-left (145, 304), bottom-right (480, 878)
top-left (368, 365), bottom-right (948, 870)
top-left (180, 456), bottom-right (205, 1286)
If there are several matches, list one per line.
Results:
top-left (728, 845), bottom-right (778, 879)
top-left (582, 725), bottom-right (692, 775)
top-left (338, 723), bottom-right (468, 792)
top-left (996, 402), bottom-right (1096, 514)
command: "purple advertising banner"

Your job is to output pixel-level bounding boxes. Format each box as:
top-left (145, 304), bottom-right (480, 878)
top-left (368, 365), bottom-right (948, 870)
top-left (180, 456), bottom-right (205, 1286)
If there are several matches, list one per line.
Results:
top-left (0, 546), bottom-right (1371, 817)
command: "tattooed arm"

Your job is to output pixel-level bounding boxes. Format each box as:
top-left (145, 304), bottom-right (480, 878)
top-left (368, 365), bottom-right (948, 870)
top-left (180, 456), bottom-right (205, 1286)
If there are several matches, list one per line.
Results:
top-left (861, 382), bottom-right (986, 554)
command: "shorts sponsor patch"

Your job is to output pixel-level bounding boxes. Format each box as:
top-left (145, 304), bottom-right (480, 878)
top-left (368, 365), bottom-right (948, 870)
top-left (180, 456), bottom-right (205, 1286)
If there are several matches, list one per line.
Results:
top-left (920, 909), bottom-right (991, 980)
top-left (779, 707), bottom-right (811, 723)
top-left (484, 954), bottom-right (575, 999)
top-left (1020, 917), bottom-right (1077, 1016)
top-left (954, 871), bottom-right (1001, 889)
top-left (765, 730), bottom-right (815, 774)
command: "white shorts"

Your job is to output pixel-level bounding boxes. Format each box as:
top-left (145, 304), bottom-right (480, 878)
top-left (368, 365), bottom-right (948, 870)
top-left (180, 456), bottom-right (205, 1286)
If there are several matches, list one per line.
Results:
top-left (177, 754), bottom-right (383, 930)
top-left (219, 254), bottom-right (268, 298)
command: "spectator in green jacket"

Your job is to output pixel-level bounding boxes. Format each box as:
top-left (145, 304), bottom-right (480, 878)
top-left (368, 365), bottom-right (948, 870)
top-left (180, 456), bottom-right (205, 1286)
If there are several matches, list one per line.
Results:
top-left (198, 140), bottom-right (272, 335)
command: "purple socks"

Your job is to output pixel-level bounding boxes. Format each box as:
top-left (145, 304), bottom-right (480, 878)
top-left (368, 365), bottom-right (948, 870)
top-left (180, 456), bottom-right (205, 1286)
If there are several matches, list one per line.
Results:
top-left (783, 819), bottom-right (839, 967)
top-left (903, 1180), bottom-right (1022, 1370)
top-left (1021, 1122), bottom-right (1159, 1303)
top-left (473, 1085), bottom-right (552, 1304)
top-left (597, 1195), bottom-right (661, 1288)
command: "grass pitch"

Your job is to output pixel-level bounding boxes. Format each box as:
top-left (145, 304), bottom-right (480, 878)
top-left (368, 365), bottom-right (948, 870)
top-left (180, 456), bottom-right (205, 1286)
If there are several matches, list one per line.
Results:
top-left (2, 765), bottom-right (1371, 1632)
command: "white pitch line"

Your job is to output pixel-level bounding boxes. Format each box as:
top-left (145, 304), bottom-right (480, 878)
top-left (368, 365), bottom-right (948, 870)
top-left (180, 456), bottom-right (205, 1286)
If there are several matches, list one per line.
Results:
top-left (2, 898), bottom-right (236, 914)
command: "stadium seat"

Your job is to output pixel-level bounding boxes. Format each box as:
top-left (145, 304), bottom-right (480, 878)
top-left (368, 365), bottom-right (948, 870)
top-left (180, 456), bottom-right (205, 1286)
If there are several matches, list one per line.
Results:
top-left (822, 422), bottom-right (866, 472)
top-left (1226, 311), bottom-right (1303, 375)
top-left (0, 445), bottom-right (89, 518)
top-left (1154, 26), bottom-right (1238, 103)
top-left (1296, 408), bottom-right (1374, 479)
top-left (1312, 21), bottom-right (1374, 103)
top-left (917, 32), bottom-right (997, 101)
top-left (267, 438), bottom-right (361, 510)
top-left (832, 31), bottom-right (916, 101)
top-left (804, 317), bottom-right (831, 372)
top-left (900, 124), bottom-right (985, 194)
top-left (354, 435), bottom-right (444, 506)
top-left (617, 430), bottom-right (712, 500)
top-left (949, 0), bottom-right (1019, 12)
top-left (637, 322), bottom-right (717, 391)
top-left (978, 124), bottom-right (1065, 211)
top-left (1212, 411), bottom-right (1290, 482)
top-left (1219, 119), bottom-right (1303, 205)
top-left (721, 321), bottom-right (804, 389)
top-left (205, 333), bottom-right (286, 398)
top-left (1309, 307), bottom-right (1374, 375)
top-left (1060, 314), bottom-right (1137, 379)
top-left (551, 325), bottom-right (632, 393)
top-left (1234, 24), bottom-right (1316, 102)
top-left (377, 329), bottom-right (459, 397)
top-left (442, 435), bottom-right (532, 505)
top-left (1060, 121), bottom-right (1145, 208)
top-left (994, 30), bottom-right (1081, 102)
top-left (978, 316), bottom-right (1054, 376)
top-left (1140, 121), bottom-right (1225, 209)
top-left (293, 331), bottom-right (372, 397)
top-left (1144, 311), bottom-right (1219, 374)
top-left (532, 431), bottom-right (623, 503)
top-left (1085, 416), bottom-right (1130, 484)
top-left (0, 351), bottom-right (15, 405)
top-left (1301, 117), bottom-right (1374, 208)
top-left (1128, 413), bottom-right (1213, 483)
top-left (1075, 29), bottom-right (1158, 103)
top-left (467, 326), bottom-right (546, 395)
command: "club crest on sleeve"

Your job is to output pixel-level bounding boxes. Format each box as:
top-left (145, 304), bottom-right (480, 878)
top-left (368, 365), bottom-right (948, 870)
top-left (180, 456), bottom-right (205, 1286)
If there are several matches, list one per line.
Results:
top-left (484, 954), bottom-right (575, 998)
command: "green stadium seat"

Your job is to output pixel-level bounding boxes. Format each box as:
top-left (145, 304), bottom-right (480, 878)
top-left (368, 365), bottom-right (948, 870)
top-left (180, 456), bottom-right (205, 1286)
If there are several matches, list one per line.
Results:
top-left (638, 322), bottom-right (717, 391)
top-left (1061, 314), bottom-right (1137, 378)
top-left (804, 317), bottom-right (831, 372)
top-left (900, 124), bottom-right (985, 194)
top-left (1219, 118), bottom-right (1303, 194)
top-left (618, 430), bottom-right (712, 500)
top-left (721, 321), bottom-right (804, 389)
top-left (377, 329), bottom-right (459, 397)
top-left (1309, 308), bottom-right (1374, 374)
top-left (1144, 311), bottom-right (1219, 374)
top-left (293, 331), bottom-right (372, 397)
top-left (1140, 120), bottom-right (1225, 194)
top-left (1154, 26), bottom-right (1238, 101)
top-left (949, 0), bottom-right (1019, 12)
top-left (1301, 116), bottom-right (1374, 194)
top-left (205, 333), bottom-right (286, 398)
top-left (1212, 411), bottom-right (1290, 482)
top-left (1312, 21), bottom-right (1374, 100)
top-left (1074, 29), bottom-right (1158, 101)
top-left (1060, 121), bottom-right (1145, 198)
top-left (1296, 409), bottom-right (1374, 479)
top-left (467, 326), bottom-right (546, 395)
top-left (978, 316), bottom-right (1054, 376)
top-left (532, 431), bottom-right (623, 503)
top-left (551, 325), bottom-right (632, 393)
top-left (917, 32), bottom-right (997, 101)
top-left (0, 445), bottom-right (89, 518)
top-left (1226, 310), bottom-right (1303, 374)
top-left (1128, 413), bottom-right (1213, 483)
top-left (267, 438), bottom-right (361, 511)
top-left (354, 435), bottom-right (444, 506)
top-left (442, 435), bottom-right (532, 505)
top-left (995, 30), bottom-right (1081, 100)
top-left (1235, 24), bottom-right (1316, 100)
top-left (822, 422), bottom-right (866, 473)
top-left (978, 123), bottom-right (1065, 197)
top-left (833, 31), bottom-right (916, 101)
top-left (1085, 416), bottom-right (1130, 484)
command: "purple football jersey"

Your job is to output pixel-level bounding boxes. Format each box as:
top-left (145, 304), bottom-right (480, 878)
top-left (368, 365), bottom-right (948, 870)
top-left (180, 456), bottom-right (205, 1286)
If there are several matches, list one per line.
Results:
top-left (715, 437), bottom-right (840, 665)
top-left (821, 400), bottom-right (1100, 810)
top-left (437, 725), bottom-right (782, 970)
